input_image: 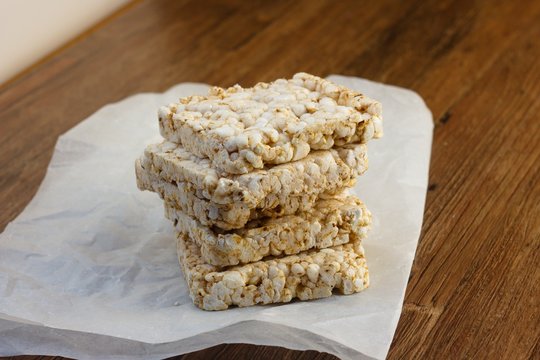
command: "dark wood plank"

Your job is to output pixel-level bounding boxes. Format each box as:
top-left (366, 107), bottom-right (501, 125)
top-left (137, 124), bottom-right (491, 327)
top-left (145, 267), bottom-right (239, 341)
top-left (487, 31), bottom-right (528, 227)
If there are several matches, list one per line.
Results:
top-left (389, 20), bottom-right (540, 360)
top-left (1, 0), bottom-right (539, 359)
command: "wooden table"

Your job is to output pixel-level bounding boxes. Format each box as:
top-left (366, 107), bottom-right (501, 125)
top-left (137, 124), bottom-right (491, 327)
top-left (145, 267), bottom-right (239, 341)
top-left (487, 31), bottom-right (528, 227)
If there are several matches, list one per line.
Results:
top-left (1, 0), bottom-right (539, 359)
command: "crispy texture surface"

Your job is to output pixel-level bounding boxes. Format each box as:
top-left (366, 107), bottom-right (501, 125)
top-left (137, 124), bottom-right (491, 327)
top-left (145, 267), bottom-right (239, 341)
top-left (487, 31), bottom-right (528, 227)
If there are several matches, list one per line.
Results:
top-left (159, 73), bottom-right (382, 174)
top-left (143, 141), bottom-right (367, 206)
top-left (135, 144), bottom-right (367, 230)
top-left (136, 159), bottom-right (347, 230)
top-left (177, 233), bottom-right (370, 310)
top-left (165, 195), bottom-right (372, 266)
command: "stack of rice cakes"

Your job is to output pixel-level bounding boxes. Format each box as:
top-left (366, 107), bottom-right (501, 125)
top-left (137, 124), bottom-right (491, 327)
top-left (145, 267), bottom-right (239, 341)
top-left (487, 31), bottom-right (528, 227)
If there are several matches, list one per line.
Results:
top-left (135, 73), bottom-right (382, 310)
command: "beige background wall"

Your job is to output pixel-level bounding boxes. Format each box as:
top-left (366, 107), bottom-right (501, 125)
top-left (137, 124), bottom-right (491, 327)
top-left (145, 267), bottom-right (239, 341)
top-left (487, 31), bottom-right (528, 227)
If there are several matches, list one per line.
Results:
top-left (0, 0), bottom-right (130, 84)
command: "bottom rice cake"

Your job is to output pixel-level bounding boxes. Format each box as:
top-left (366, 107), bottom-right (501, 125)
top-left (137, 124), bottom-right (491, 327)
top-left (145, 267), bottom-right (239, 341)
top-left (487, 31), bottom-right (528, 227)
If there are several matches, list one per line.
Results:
top-left (177, 233), bottom-right (370, 310)
top-left (165, 194), bottom-right (371, 267)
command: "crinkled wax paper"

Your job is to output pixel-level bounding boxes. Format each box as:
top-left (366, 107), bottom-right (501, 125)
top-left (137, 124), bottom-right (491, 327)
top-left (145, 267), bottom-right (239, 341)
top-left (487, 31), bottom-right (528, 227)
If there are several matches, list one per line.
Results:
top-left (0, 76), bottom-right (433, 360)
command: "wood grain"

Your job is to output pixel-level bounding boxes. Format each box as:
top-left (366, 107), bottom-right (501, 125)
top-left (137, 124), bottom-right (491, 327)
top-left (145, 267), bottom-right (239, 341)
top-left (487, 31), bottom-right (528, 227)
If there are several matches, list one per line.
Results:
top-left (1, 0), bottom-right (539, 359)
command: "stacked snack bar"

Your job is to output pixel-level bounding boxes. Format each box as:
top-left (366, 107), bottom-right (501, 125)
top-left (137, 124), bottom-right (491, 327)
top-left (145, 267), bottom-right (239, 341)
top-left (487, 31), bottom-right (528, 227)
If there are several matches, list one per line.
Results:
top-left (135, 73), bottom-right (382, 310)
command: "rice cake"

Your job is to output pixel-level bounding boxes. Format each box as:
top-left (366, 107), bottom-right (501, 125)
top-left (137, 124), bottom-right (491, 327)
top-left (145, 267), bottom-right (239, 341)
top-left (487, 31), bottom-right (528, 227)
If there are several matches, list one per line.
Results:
top-left (177, 233), bottom-right (370, 310)
top-left (165, 194), bottom-right (371, 267)
top-left (159, 72), bottom-right (382, 175)
top-left (142, 141), bottom-right (367, 206)
top-left (135, 143), bottom-right (368, 230)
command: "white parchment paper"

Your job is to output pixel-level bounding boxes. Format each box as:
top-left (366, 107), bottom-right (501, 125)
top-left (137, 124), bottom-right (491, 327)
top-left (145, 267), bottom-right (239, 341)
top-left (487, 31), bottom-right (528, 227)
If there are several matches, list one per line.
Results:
top-left (0, 76), bottom-right (433, 359)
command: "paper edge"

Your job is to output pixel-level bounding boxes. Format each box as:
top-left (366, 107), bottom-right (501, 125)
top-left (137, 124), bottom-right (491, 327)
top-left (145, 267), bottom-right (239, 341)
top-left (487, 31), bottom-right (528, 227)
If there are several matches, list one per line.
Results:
top-left (0, 318), bottom-right (375, 360)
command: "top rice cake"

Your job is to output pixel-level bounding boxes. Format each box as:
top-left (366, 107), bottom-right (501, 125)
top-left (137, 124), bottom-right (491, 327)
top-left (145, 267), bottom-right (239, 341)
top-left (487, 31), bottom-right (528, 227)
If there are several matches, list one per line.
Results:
top-left (159, 73), bottom-right (382, 175)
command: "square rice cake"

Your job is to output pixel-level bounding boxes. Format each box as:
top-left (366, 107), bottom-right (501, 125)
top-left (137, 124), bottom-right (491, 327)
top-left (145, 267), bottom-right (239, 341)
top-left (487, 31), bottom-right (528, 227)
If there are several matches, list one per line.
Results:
top-left (158, 72), bottom-right (382, 175)
top-left (165, 194), bottom-right (371, 267)
top-left (136, 143), bottom-right (367, 230)
top-left (142, 140), bottom-right (367, 207)
top-left (177, 233), bottom-right (370, 310)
